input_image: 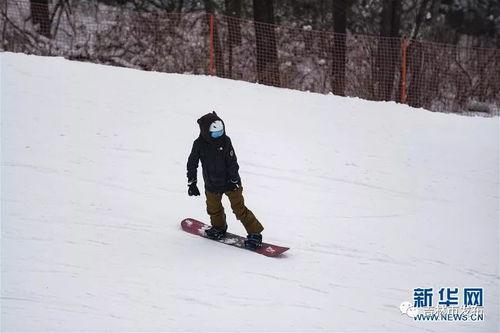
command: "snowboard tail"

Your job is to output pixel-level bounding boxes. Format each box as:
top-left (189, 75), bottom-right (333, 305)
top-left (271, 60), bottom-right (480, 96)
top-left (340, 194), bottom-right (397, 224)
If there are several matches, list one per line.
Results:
top-left (181, 218), bottom-right (289, 257)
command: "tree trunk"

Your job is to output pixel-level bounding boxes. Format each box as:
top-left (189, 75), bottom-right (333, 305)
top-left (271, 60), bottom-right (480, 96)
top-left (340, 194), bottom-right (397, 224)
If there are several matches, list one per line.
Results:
top-left (225, 0), bottom-right (241, 44)
top-left (407, 0), bottom-right (431, 108)
top-left (331, 0), bottom-right (347, 96)
top-left (407, 41), bottom-right (424, 108)
top-left (374, 0), bottom-right (401, 101)
top-left (30, 0), bottom-right (51, 38)
top-left (253, 0), bottom-right (280, 86)
top-left (225, 0), bottom-right (242, 78)
top-left (176, 0), bottom-right (185, 12)
top-left (411, 0), bottom-right (430, 40)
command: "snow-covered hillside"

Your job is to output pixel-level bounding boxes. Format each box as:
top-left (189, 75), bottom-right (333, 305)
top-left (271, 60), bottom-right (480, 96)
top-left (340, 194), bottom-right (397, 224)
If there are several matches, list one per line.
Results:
top-left (1, 53), bottom-right (499, 332)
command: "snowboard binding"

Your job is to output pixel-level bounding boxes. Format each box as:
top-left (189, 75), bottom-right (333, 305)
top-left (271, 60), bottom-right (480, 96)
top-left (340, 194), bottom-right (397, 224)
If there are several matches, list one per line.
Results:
top-left (205, 225), bottom-right (227, 240)
top-left (244, 233), bottom-right (263, 250)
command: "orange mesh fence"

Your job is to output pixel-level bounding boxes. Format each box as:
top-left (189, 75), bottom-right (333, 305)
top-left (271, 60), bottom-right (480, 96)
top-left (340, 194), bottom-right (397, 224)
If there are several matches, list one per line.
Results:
top-left (2, 1), bottom-right (499, 115)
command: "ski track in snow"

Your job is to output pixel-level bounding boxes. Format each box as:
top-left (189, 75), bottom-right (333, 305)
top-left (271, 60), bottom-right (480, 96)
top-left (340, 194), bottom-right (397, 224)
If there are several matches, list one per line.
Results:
top-left (1, 53), bottom-right (499, 332)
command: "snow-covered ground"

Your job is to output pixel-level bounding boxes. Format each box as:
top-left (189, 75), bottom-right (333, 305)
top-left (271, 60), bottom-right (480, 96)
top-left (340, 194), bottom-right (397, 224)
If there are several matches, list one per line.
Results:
top-left (1, 52), bottom-right (499, 332)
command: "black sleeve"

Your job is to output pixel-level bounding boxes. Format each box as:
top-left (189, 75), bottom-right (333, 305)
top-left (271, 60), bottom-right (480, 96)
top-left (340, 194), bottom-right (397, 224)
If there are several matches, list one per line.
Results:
top-left (225, 137), bottom-right (240, 182)
top-left (187, 140), bottom-right (200, 182)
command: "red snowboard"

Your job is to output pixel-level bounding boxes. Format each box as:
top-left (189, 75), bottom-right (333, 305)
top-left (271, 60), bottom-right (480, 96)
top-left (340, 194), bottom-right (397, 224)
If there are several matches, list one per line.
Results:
top-left (181, 218), bottom-right (289, 257)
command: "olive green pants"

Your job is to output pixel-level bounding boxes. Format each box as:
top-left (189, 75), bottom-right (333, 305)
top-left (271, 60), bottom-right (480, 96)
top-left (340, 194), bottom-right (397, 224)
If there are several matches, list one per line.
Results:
top-left (205, 187), bottom-right (264, 234)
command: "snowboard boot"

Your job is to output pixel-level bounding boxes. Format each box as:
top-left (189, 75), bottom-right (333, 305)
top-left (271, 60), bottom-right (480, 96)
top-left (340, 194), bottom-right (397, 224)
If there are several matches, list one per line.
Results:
top-left (244, 233), bottom-right (262, 250)
top-left (205, 224), bottom-right (227, 240)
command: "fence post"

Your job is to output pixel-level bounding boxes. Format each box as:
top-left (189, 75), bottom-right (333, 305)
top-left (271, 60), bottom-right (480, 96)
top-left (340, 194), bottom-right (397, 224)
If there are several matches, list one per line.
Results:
top-left (400, 38), bottom-right (408, 104)
top-left (209, 14), bottom-right (215, 76)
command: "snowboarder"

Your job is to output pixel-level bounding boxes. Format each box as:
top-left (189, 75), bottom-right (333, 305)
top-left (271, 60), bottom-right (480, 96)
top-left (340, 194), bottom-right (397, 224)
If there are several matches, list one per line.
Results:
top-left (186, 111), bottom-right (264, 250)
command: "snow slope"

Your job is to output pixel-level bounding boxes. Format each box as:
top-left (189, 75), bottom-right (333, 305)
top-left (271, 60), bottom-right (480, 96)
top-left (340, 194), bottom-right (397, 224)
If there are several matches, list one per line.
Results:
top-left (1, 52), bottom-right (499, 332)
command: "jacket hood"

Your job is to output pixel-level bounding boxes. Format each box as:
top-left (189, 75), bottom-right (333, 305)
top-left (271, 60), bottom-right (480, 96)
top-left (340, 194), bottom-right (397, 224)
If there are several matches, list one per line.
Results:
top-left (197, 111), bottom-right (225, 142)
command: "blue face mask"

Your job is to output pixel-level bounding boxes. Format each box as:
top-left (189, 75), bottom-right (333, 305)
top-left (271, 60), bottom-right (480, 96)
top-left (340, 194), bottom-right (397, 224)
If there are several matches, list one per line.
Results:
top-left (211, 130), bottom-right (224, 138)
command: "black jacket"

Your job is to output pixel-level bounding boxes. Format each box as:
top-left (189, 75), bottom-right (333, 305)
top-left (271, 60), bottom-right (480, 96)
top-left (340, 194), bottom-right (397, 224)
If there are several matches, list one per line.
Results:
top-left (187, 112), bottom-right (240, 193)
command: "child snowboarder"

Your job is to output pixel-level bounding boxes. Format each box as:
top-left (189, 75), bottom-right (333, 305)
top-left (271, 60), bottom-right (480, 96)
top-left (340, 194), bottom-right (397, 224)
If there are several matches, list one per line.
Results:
top-left (187, 111), bottom-right (264, 249)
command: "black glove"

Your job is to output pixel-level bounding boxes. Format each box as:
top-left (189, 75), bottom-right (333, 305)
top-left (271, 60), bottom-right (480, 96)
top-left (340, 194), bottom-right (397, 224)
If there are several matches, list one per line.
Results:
top-left (228, 179), bottom-right (241, 191)
top-left (188, 179), bottom-right (200, 196)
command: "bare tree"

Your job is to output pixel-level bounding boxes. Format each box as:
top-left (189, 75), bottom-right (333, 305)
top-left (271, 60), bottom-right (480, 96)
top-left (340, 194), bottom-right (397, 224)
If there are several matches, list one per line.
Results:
top-left (225, 0), bottom-right (241, 44)
top-left (30, 0), bottom-right (51, 38)
top-left (253, 0), bottom-right (280, 86)
top-left (225, 0), bottom-right (241, 78)
top-left (373, 0), bottom-right (401, 101)
top-left (331, 0), bottom-right (348, 96)
top-left (406, 0), bottom-right (433, 108)
top-left (410, 0), bottom-right (431, 40)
